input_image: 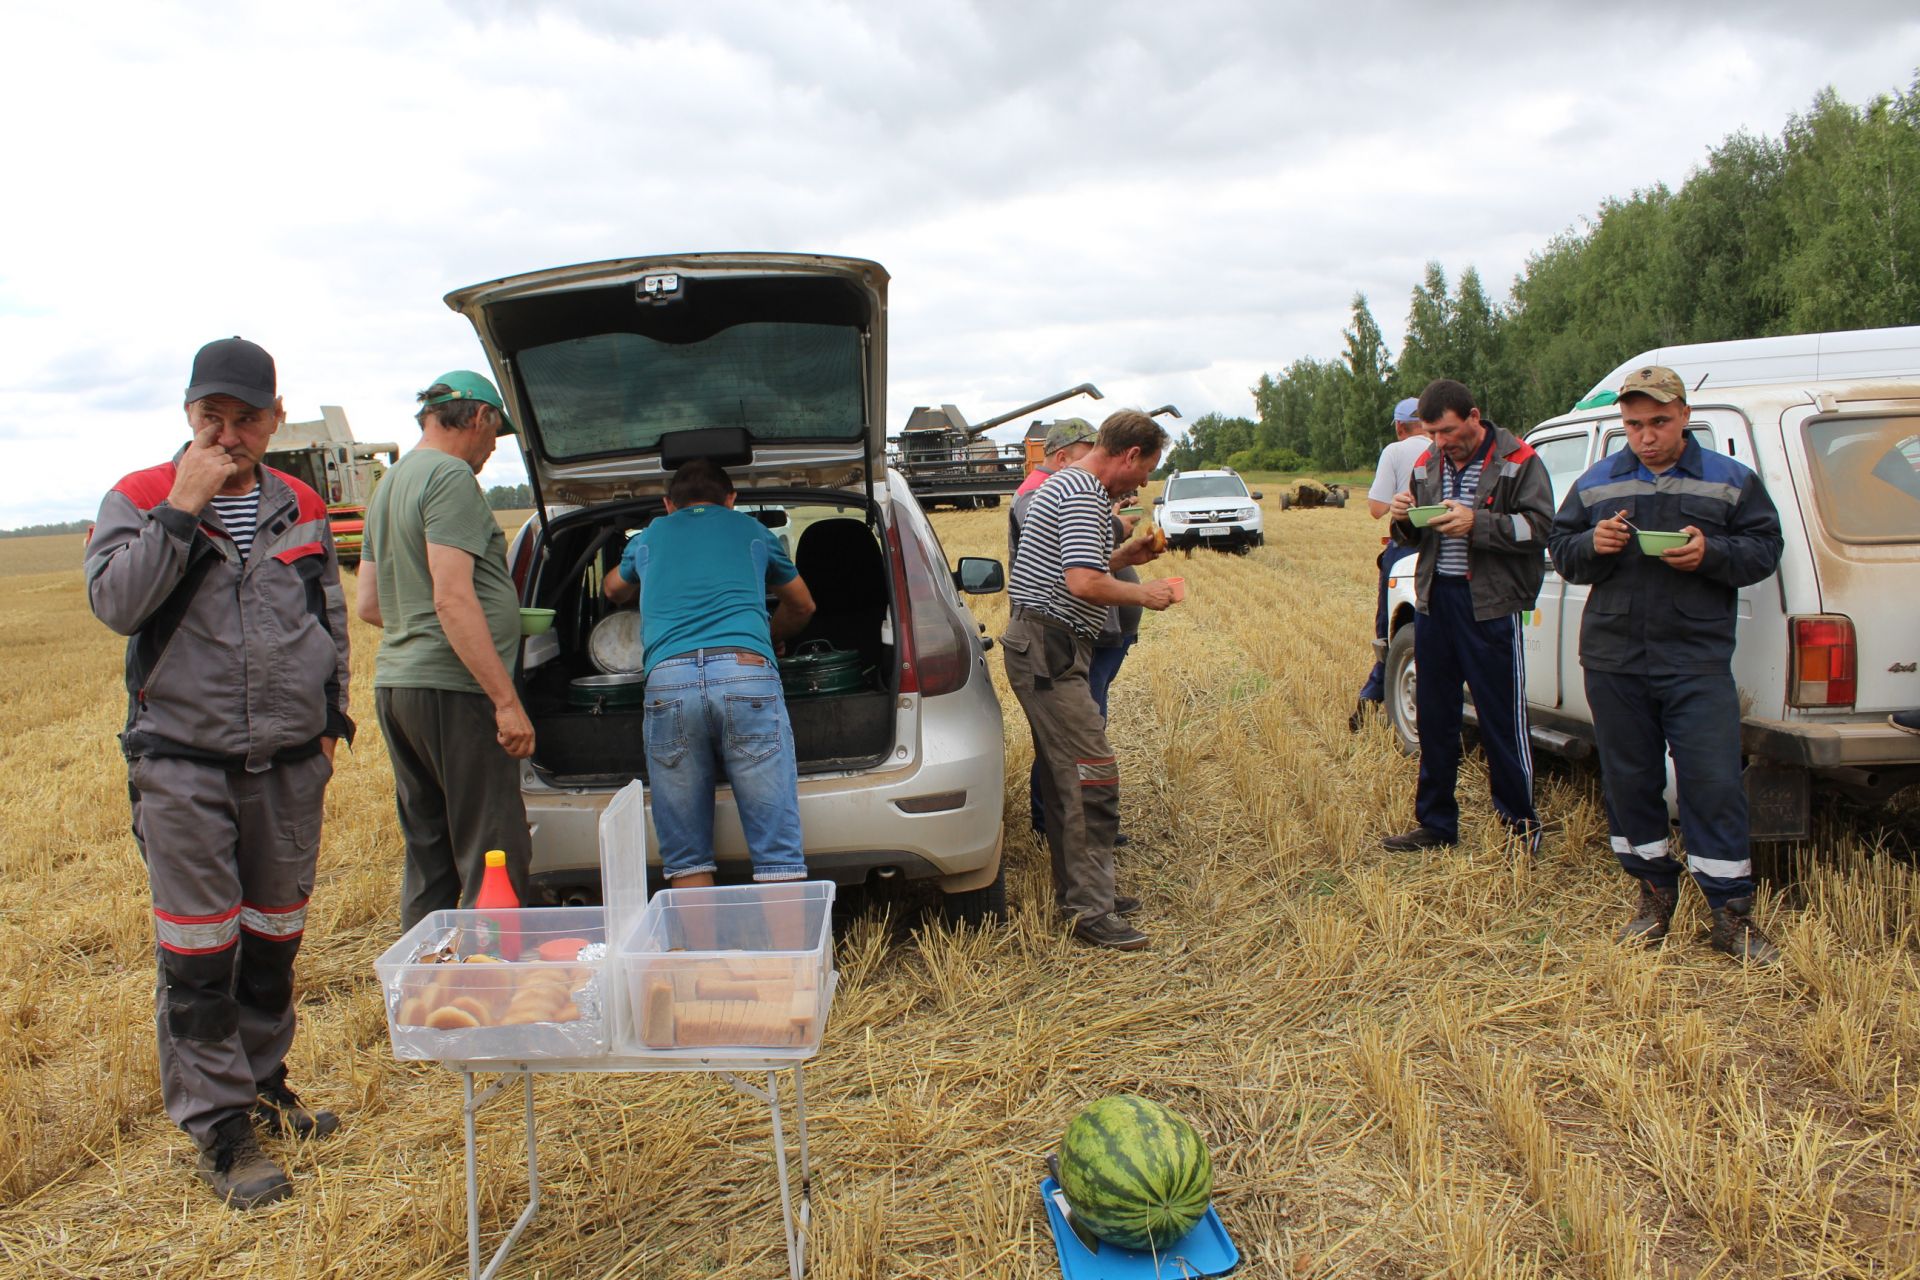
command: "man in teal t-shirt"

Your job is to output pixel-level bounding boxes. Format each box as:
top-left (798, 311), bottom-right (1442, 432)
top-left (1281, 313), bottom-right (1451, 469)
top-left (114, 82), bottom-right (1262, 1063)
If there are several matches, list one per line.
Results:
top-left (603, 458), bottom-right (816, 885)
top-left (357, 370), bottom-right (534, 929)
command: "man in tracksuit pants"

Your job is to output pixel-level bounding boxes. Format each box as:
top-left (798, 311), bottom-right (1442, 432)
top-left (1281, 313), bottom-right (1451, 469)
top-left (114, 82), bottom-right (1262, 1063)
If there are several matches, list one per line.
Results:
top-left (1383, 379), bottom-right (1552, 854)
top-left (86, 338), bottom-right (352, 1209)
top-left (1549, 366), bottom-right (1784, 963)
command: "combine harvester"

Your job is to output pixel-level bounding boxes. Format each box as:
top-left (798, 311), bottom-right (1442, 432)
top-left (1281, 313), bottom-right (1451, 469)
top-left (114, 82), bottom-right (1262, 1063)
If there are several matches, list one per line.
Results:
top-left (263, 406), bottom-right (398, 566)
top-left (891, 383), bottom-right (1104, 509)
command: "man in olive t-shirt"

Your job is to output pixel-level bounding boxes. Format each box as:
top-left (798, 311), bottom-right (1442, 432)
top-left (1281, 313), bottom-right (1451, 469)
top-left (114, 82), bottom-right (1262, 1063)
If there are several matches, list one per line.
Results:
top-left (356, 371), bottom-right (534, 929)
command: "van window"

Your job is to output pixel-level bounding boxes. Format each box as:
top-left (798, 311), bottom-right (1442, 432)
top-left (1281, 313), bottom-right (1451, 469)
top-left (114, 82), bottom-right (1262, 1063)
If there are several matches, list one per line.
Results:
top-left (1526, 433), bottom-right (1591, 507)
top-left (1802, 416), bottom-right (1920, 544)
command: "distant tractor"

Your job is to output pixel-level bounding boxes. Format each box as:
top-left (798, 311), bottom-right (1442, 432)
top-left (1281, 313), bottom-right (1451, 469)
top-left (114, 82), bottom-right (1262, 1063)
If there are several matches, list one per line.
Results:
top-left (892, 383), bottom-right (1103, 509)
top-left (263, 406), bottom-right (398, 566)
top-left (1023, 403), bottom-right (1181, 474)
top-left (1275, 478), bottom-right (1350, 510)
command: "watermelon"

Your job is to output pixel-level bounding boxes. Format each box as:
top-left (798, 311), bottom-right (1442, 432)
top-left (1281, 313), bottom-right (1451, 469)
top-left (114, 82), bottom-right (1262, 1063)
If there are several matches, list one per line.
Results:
top-left (1057, 1095), bottom-right (1213, 1250)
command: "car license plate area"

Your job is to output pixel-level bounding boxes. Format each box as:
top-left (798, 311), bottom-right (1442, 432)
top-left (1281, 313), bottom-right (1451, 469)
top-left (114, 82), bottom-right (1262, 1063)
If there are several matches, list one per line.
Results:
top-left (1198, 525), bottom-right (1230, 537)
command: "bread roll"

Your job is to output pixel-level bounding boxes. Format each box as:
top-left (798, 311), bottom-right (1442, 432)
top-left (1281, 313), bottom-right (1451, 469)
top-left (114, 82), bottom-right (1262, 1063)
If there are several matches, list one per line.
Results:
top-left (426, 1005), bottom-right (481, 1030)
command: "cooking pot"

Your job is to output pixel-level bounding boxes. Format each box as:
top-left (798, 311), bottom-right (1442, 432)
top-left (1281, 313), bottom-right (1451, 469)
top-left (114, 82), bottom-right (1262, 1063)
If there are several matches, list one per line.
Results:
top-left (779, 640), bottom-right (872, 700)
top-left (588, 609), bottom-right (645, 673)
top-left (568, 672), bottom-right (647, 710)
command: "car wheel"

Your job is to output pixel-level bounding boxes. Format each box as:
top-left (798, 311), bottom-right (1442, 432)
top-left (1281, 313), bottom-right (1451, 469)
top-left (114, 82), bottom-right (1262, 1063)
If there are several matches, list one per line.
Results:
top-left (1329, 494), bottom-right (1346, 508)
top-left (1385, 623), bottom-right (1419, 757)
top-left (940, 859), bottom-right (1007, 927)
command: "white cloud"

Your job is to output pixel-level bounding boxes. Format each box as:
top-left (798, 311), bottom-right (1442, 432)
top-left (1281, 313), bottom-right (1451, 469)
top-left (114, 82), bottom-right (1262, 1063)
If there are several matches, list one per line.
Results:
top-left (1, 0), bottom-right (1916, 524)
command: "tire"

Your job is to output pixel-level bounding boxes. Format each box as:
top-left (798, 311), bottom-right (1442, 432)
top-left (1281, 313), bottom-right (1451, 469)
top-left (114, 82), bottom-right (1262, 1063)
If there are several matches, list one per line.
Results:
top-left (983, 495), bottom-right (1001, 508)
top-left (940, 859), bottom-right (1007, 927)
top-left (1329, 494), bottom-right (1346, 508)
top-left (1384, 623), bottom-right (1419, 757)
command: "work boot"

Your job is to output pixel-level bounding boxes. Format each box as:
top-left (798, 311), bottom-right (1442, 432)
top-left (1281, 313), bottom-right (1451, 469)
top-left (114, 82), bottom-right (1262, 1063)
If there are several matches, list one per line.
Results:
top-left (1381, 826), bottom-right (1455, 853)
top-left (1708, 897), bottom-right (1781, 965)
top-left (196, 1113), bottom-right (292, 1210)
top-left (1616, 878), bottom-right (1678, 946)
top-left (254, 1068), bottom-right (339, 1140)
top-left (1073, 912), bottom-right (1150, 952)
top-left (1060, 895), bottom-right (1141, 920)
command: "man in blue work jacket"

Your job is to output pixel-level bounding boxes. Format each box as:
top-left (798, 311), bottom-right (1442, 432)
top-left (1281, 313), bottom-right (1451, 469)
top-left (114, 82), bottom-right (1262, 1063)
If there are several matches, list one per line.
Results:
top-left (1548, 365), bottom-right (1784, 963)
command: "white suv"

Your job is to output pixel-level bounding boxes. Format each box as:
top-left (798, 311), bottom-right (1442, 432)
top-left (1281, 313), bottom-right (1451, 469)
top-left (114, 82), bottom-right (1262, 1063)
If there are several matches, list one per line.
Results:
top-left (1380, 327), bottom-right (1920, 838)
top-left (446, 253), bottom-right (1010, 924)
top-left (1155, 468), bottom-right (1264, 552)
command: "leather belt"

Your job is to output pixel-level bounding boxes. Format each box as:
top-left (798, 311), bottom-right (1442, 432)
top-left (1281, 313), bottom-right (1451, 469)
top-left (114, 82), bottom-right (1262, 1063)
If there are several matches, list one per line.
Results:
top-left (1009, 604), bottom-right (1077, 633)
top-left (655, 648), bottom-right (769, 666)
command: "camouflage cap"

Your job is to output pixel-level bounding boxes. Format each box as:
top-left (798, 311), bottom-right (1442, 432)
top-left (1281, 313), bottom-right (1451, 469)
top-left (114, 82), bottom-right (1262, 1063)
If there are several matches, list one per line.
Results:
top-left (1618, 365), bottom-right (1686, 404)
top-left (1042, 417), bottom-right (1098, 454)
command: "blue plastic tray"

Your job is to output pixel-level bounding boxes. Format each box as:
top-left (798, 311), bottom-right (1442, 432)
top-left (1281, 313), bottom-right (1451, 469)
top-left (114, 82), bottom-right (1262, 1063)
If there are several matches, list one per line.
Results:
top-left (1039, 1176), bottom-right (1239, 1279)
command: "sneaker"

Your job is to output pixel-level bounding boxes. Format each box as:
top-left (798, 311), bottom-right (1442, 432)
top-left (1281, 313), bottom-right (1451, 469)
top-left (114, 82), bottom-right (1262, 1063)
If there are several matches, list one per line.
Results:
top-left (1891, 710), bottom-right (1920, 736)
top-left (1072, 912), bottom-right (1150, 951)
top-left (1708, 896), bottom-right (1781, 965)
top-left (254, 1069), bottom-right (339, 1140)
top-left (1382, 826), bottom-right (1456, 853)
top-left (1616, 878), bottom-right (1678, 946)
top-left (1113, 833), bottom-right (1132, 848)
top-left (196, 1113), bottom-right (292, 1210)
top-left (1056, 895), bottom-right (1142, 920)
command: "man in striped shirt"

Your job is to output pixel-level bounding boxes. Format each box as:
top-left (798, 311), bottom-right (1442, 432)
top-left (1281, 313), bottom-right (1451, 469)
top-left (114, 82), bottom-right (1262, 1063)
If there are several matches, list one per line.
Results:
top-left (1003, 410), bottom-right (1177, 950)
top-left (1385, 379), bottom-right (1553, 856)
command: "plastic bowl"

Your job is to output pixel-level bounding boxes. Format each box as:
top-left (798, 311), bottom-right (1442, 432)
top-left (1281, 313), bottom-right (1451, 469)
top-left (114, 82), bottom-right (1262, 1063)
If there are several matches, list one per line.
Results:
top-left (520, 607), bottom-right (557, 635)
top-left (1165, 576), bottom-right (1187, 603)
top-left (1635, 530), bottom-right (1690, 556)
top-left (1407, 504), bottom-right (1449, 528)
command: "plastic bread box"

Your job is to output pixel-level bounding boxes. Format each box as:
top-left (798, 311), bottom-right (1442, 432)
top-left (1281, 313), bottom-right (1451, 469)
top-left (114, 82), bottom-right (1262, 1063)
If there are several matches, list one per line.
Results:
top-left (375, 907), bottom-right (610, 1062)
top-left (616, 882), bottom-right (835, 1058)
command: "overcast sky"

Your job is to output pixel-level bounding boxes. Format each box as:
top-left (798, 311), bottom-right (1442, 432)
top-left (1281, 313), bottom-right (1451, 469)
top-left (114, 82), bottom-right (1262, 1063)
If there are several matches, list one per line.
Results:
top-left (2, 1), bottom-right (1916, 527)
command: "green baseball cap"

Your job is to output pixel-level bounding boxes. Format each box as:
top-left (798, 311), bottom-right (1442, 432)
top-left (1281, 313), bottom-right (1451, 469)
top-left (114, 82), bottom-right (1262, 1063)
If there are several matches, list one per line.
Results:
top-left (420, 370), bottom-right (514, 434)
top-left (1618, 365), bottom-right (1686, 405)
top-left (1042, 417), bottom-right (1098, 454)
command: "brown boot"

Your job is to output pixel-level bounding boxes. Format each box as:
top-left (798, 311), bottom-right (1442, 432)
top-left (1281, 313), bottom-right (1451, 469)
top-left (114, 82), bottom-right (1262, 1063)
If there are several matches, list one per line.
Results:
top-left (1616, 879), bottom-right (1678, 946)
top-left (1708, 897), bottom-right (1780, 965)
top-left (195, 1113), bottom-right (292, 1210)
top-left (254, 1068), bottom-right (339, 1139)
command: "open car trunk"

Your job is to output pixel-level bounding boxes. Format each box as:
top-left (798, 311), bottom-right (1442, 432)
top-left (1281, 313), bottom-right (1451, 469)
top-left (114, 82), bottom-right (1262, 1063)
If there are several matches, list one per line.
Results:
top-left (516, 494), bottom-right (898, 787)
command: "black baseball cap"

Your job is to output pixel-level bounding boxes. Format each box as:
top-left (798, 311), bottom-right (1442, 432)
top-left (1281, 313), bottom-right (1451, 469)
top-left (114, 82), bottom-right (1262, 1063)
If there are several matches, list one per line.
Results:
top-left (185, 337), bottom-right (277, 408)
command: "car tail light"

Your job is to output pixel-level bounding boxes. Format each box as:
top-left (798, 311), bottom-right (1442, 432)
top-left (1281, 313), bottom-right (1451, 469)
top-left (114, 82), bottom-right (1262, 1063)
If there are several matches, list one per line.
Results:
top-left (887, 515), bottom-right (972, 697)
top-left (1788, 614), bottom-right (1856, 707)
top-left (510, 522), bottom-right (538, 595)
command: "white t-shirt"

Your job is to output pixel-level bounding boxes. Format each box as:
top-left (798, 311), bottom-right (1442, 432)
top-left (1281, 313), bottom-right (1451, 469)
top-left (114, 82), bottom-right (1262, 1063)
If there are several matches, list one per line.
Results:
top-left (1368, 435), bottom-right (1432, 505)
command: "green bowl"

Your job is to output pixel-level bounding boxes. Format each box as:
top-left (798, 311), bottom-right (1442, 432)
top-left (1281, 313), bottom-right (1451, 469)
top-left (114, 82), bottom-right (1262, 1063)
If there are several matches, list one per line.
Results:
top-left (1635, 530), bottom-right (1690, 556)
top-left (519, 607), bottom-right (557, 635)
top-left (1407, 504), bottom-right (1449, 528)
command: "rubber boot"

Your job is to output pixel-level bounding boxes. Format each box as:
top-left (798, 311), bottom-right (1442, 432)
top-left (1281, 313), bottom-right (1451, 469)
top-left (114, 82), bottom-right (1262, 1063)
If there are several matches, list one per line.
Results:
top-left (196, 1113), bottom-right (293, 1210)
top-left (1708, 896), bottom-right (1781, 965)
top-left (1616, 878), bottom-right (1678, 946)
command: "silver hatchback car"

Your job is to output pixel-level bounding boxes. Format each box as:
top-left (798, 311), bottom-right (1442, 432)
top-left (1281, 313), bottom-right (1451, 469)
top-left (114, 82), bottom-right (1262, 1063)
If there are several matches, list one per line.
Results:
top-left (445, 253), bottom-right (1009, 923)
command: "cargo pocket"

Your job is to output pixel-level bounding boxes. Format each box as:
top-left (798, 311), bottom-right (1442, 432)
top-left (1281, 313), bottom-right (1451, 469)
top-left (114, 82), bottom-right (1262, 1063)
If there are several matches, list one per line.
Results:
top-left (724, 692), bottom-right (782, 765)
top-left (644, 700), bottom-right (687, 769)
top-left (1042, 624), bottom-right (1080, 681)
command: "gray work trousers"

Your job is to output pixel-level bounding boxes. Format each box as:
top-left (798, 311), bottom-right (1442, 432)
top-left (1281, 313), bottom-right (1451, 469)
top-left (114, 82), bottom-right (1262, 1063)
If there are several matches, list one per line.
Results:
top-left (1001, 609), bottom-right (1120, 920)
top-left (375, 686), bottom-right (533, 931)
top-left (131, 751), bottom-right (331, 1146)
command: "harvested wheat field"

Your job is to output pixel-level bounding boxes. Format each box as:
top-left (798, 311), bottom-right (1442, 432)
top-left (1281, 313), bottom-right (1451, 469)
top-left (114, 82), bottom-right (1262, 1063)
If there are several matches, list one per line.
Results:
top-left (1, 499), bottom-right (1917, 1280)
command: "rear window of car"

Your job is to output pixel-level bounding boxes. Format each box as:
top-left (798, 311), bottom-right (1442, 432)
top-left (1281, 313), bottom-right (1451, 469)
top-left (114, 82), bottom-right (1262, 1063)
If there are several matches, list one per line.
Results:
top-left (1802, 415), bottom-right (1920, 544)
top-left (517, 321), bottom-right (865, 459)
top-left (1166, 476), bottom-right (1248, 501)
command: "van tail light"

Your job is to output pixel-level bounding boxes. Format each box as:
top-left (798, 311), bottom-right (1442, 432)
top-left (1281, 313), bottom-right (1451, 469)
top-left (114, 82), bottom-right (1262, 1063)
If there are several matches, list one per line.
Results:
top-left (1788, 614), bottom-right (1856, 707)
top-left (510, 522), bottom-right (538, 595)
top-left (887, 516), bottom-right (971, 697)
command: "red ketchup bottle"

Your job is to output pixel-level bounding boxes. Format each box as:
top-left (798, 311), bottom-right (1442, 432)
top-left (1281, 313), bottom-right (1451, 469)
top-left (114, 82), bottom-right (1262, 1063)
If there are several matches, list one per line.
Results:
top-left (472, 849), bottom-right (522, 960)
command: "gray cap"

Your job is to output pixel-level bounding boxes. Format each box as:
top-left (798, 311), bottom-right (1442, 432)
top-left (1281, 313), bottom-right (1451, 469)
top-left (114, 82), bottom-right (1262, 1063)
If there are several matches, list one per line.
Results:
top-left (1042, 417), bottom-right (1098, 454)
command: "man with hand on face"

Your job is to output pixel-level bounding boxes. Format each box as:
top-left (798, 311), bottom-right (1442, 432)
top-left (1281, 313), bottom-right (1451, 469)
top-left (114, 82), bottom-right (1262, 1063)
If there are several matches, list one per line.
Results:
top-left (1549, 366), bottom-right (1784, 963)
top-left (357, 371), bottom-right (534, 931)
top-left (1385, 379), bottom-right (1552, 856)
top-left (87, 337), bottom-right (352, 1209)
top-left (1003, 410), bottom-right (1176, 951)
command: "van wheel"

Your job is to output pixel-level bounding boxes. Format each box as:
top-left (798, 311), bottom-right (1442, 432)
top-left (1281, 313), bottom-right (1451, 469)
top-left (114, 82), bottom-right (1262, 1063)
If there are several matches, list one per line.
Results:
top-left (941, 861), bottom-right (1007, 927)
top-left (1385, 624), bottom-right (1419, 757)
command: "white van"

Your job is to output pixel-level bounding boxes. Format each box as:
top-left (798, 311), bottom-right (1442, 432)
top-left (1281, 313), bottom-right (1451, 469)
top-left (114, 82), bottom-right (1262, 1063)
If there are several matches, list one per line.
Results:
top-left (1381, 326), bottom-right (1920, 837)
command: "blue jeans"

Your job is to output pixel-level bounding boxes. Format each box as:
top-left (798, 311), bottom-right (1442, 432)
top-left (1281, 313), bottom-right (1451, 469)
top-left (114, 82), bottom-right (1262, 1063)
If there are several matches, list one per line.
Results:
top-left (643, 654), bottom-right (806, 882)
top-left (1029, 636), bottom-right (1133, 831)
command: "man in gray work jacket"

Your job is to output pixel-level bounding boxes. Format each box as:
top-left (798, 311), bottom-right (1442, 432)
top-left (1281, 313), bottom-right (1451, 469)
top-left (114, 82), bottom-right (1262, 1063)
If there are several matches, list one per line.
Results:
top-left (1383, 378), bottom-right (1553, 856)
top-left (87, 338), bottom-right (352, 1210)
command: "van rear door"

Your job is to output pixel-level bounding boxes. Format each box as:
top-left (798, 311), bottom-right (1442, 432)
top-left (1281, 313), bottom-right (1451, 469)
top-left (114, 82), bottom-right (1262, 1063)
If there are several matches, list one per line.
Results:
top-left (1785, 399), bottom-right (1920, 716)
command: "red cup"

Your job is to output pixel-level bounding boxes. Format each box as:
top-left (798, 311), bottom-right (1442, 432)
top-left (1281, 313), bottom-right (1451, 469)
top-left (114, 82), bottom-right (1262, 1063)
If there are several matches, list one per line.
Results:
top-left (1165, 577), bottom-right (1187, 602)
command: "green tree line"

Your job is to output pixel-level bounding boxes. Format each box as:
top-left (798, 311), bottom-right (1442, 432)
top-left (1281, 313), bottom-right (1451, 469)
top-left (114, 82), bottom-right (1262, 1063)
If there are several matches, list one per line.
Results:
top-left (1169, 75), bottom-right (1920, 474)
top-left (485, 483), bottom-right (533, 510)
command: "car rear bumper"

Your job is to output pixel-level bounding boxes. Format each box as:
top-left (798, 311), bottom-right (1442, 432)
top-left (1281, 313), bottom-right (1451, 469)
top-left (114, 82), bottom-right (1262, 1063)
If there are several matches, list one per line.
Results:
top-left (1742, 716), bottom-right (1920, 770)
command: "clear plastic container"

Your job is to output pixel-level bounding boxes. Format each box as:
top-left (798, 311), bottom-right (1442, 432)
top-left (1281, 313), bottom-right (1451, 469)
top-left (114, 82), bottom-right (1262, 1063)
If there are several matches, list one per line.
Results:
top-left (374, 907), bottom-right (610, 1062)
top-left (615, 882), bottom-right (836, 1059)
